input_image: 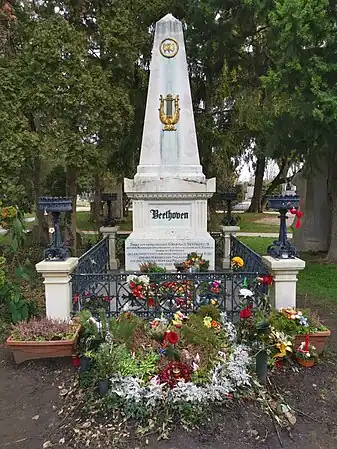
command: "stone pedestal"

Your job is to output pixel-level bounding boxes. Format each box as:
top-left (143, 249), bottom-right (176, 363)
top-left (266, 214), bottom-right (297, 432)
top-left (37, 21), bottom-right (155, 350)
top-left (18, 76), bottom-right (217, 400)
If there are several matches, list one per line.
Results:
top-left (100, 226), bottom-right (120, 270)
top-left (221, 226), bottom-right (240, 269)
top-left (262, 256), bottom-right (305, 309)
top-left (36, 257), bottom-right (78, 321)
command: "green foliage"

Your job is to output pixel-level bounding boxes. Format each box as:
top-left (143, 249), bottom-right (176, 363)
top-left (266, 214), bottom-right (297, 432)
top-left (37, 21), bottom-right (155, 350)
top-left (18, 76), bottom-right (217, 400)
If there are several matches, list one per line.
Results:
top-left (95, 343), bottom-right (116, 379)
top-left (191, 368), bottom-right (210, 385)
top-left (181, 313), bottom-right (226, 368)
top-left (76, 311), bottom-right (101, 355)
top-left (108, 314), bottom-right (142, 348)
top-left (94, 343), bottom-right (159, 381)
top-left (269, 309), bottom-right (328, 336)
top-left (197, 305), bottom-right (221, 321)
top-left (171, 401), bottom-right (208, 426)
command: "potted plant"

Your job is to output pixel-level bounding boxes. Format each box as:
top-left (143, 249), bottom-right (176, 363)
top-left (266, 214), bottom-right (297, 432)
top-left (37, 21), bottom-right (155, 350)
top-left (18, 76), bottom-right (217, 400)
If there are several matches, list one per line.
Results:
top-left (80, 350), bottom-right (94, 372)
top-left (271, 308), bottom-right (330, 355)
top-left (75, 310), bottom-right (103, 371)
top-left (7, 317), bottom-right (80, 364)
top-left (294, 334), bottom-right (318, 367)
top-left (95, 343), bottom-right (115, 396)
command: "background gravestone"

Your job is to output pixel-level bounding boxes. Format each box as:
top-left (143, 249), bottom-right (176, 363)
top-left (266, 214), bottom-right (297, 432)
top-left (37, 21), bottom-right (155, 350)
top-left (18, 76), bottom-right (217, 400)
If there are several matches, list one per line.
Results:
top-left (292, 162), bottom-right (331, 252)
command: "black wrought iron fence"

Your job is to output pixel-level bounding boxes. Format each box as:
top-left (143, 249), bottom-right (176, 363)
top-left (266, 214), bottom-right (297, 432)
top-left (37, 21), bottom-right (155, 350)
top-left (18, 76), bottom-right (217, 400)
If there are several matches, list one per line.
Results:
top-left (230, 234), bottom-right (268, 275)
top-left (71, 270), bottom-right (268, 322)
top-left (72, 237), bottom-right (109, 295)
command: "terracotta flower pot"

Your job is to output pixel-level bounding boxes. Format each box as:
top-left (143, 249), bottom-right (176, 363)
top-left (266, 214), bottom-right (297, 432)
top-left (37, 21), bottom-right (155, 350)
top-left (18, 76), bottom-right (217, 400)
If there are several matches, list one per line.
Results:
top-left (293, 329), bottom-right (331, 355)
top-left (6, 325), bottom-right (81, 364)
top-left (296, 357), bottom-right (315, 367)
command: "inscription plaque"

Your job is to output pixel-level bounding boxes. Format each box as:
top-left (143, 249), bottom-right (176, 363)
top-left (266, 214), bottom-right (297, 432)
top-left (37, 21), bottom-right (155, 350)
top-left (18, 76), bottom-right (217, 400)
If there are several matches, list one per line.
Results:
top-left (125, 239), bottom-right (214, 270)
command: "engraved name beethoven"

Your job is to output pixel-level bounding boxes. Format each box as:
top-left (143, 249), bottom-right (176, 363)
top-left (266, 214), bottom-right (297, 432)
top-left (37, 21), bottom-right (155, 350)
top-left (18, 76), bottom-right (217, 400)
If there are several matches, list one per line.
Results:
top-left (150, 209), bottom-right (188, 221)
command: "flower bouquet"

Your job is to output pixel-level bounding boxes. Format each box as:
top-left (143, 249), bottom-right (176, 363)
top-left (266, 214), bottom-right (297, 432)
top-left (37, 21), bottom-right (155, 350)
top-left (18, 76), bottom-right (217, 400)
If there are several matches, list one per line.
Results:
top-left (231, 256), bottom-right (244, 270)
top-left (175, 253), bottom-right (210, 272)
top-left (127, 274), bottom-right (155, 307)
top-left (270, 307), bottom-right (330, 355)
top-left (295, 334), bottom-right (318, 367)
top-left (139, 262), bottom-right (166, 273)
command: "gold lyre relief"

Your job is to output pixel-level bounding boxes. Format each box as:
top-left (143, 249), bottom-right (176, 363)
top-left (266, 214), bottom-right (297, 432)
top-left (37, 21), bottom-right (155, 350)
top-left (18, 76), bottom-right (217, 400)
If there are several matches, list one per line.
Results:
top-left (159, 94), bottom-right (180, 131)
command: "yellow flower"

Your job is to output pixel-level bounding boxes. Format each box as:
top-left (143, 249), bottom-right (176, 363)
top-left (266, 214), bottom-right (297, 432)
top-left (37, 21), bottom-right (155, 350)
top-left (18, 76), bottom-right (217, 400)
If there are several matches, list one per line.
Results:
top-left (203, 316), bottom-right (212, 328)
top-left (211, 299), bottom-right (217, 305)
top-left (231, 256), bottom-right (244, 268)
top-left (272, 330), bottom-right (293, 358)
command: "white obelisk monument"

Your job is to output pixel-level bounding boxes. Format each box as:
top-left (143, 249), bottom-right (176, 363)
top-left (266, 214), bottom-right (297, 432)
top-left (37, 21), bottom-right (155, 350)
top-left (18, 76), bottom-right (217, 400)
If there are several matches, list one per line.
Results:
top-left (124, 14), bottom-right (216, 270)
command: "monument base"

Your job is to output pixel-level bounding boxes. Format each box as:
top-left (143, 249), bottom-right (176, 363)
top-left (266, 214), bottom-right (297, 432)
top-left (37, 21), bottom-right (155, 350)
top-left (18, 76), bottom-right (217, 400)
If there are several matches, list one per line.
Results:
top-left (125, 231), bottom-right (215, 271)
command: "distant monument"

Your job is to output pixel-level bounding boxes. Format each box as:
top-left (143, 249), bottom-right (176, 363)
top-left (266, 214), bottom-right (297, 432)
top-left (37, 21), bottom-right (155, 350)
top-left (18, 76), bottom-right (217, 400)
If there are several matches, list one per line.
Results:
top-left (292, 163), bottom-right (331, 252)
top-left (124, 14), bottom-right (216, 270)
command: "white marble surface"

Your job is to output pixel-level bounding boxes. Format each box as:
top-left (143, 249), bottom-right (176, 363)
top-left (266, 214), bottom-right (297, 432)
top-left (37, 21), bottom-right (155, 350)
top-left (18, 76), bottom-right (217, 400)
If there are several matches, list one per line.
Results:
top-left (135, 14), bottom-right (203, 180)
top-left (124, 14), bottom-right (215, 270)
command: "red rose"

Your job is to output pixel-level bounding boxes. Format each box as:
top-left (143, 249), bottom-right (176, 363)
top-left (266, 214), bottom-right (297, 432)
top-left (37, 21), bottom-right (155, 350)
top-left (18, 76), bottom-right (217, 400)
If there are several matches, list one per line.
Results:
top-left (258, 275), bottom-right (273, 286)
top-left (165, 331), bottom-right (179, 345)
top-left (240, 307), bottom-right (252, 319)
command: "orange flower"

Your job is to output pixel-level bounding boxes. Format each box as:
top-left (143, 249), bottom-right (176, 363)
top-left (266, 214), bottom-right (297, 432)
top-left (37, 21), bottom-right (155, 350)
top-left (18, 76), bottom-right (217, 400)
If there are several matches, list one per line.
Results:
top-left (211, 320), bottom-right (218, 328)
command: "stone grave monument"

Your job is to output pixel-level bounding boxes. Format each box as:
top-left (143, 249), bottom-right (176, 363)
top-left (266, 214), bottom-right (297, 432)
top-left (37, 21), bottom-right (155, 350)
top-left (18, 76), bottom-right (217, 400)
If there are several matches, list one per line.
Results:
top-left (292, 162), bottom-right (331, 252)
top-left (124, 14), bottom-right (216, 271)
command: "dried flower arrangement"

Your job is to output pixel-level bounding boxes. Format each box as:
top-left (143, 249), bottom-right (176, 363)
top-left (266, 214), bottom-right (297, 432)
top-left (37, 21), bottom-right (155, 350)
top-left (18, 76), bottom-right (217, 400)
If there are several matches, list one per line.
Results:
top-left (7, 318), bottom-right (81, 363)
top-left (11, 317), bottom-right (77, 341)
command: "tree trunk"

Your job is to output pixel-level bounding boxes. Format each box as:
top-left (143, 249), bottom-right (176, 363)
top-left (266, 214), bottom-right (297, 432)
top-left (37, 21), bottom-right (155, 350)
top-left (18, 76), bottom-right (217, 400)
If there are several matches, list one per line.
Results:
top-left (89, 173), bottom-right (102, 223)
top-left (247, 156), bottom-right (266, 213)
top-left (260, 159), bottom-right (290, 210)
top-left (66, 165), bottom-right (77, 254)
top-left (326, 162), bottom-right (337, 262)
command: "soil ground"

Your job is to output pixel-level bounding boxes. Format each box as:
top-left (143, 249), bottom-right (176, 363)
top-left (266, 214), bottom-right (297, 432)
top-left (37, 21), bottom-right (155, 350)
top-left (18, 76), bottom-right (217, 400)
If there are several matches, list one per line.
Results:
top-left (1, 296), bottom-right (336, 449)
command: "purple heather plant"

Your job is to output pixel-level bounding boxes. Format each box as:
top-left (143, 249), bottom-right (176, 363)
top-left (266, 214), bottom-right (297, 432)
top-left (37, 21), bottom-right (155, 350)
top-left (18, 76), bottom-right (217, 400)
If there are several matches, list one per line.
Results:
top-left (11, 317), bottom-right (77, 342)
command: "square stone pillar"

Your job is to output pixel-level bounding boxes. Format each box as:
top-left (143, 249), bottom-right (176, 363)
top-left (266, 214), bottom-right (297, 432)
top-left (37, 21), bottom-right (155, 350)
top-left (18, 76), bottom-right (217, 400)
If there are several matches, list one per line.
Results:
top-left (100, 226), bottom-right (120, 270)
top-left (221, 226), bottom-right (240, 270)
top-left (36, 257), bottom-right (78, 321)
top-left (262, 256), bottom-right (306, 309)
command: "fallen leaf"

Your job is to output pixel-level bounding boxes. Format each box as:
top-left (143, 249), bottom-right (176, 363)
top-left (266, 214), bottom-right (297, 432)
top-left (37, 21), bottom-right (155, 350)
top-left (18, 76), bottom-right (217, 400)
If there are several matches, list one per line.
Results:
top-left (285, 411), bottom-right (296, 426)
top-left (43, 441), bottom-right (52, 448)
top-left (59, 437), bottom-right (65, 444)
top-left (32, 414), bottom-right (40, 420)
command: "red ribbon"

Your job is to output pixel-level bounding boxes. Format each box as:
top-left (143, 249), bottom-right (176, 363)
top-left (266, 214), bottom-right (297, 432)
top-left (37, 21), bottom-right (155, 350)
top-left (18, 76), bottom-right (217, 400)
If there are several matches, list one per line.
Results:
top-left (289, 208), bottom-right (304, 229)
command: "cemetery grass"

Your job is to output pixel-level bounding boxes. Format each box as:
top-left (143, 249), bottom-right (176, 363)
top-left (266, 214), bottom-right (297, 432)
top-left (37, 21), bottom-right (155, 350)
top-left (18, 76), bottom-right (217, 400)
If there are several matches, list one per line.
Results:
top-left (241, 236), bottom-right (337, 309)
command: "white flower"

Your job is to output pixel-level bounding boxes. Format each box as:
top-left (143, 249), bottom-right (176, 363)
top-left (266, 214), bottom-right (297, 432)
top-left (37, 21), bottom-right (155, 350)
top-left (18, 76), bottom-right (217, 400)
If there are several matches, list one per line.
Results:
top-left (87, 317), bottom-right (102, 331)
top-left (192, 362), bottom-right (199, 372)
top-left (123, 302), bottom-right (130, 311)
top-left (239, 288), bottom-right (253, 298)
top-left (126, 274), bottom-right (137, 283)
top-left (218, 351), bottom-right (226, 361)
top-left (138, 275), bottom-right (150, 285)
top-left (48, 227), bottom-right (55, 234)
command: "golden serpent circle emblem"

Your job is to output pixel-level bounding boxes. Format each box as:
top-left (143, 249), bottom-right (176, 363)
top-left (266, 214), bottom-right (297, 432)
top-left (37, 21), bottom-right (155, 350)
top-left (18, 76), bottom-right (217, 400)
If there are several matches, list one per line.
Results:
top-left (160, 38), bottom-right (179, 58)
